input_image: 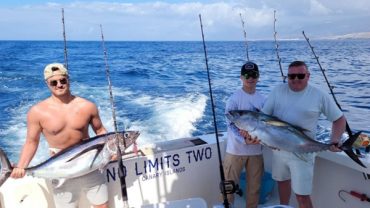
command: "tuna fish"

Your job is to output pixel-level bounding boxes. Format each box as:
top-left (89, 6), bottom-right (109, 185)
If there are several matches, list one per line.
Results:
top-left (0, 131), bottom-right (140, 187)
top-left (226, 110), bottom-right (365, 168)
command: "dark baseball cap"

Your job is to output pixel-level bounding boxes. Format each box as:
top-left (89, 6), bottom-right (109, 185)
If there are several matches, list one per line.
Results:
top-left (241, 61), bottom-right (259, 75)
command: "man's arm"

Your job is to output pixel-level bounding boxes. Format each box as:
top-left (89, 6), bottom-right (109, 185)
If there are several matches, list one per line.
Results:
top-left (329, 115), bottom-right (346, 152)
top-left (90, 103), bottom-right (107, 136)
top-left (10, 107), bottom-right (42, 178)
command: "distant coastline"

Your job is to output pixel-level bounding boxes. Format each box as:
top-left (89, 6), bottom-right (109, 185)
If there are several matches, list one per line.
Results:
top-left (322, 32), bottom-right (370, 40)
top-left (274, 32), bottom-right (370, 41)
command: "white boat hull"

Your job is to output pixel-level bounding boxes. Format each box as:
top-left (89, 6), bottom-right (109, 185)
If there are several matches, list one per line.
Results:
top-left (0, 133), bottom-right (226, 208)
top-left (1, 132), bottom-right (370, 208)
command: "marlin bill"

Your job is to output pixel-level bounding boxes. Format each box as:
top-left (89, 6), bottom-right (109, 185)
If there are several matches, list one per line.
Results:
top-left (0, 131), bottom-right (140, 187)
top-left (226, 110), bottom-right (365, 168)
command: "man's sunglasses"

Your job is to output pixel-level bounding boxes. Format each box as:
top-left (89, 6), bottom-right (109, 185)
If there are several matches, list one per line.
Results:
top-left (288, 73), bottom-right (306, 80)
top-left (243, 71), bottom-right (259, 79)
top-left (48, 78), bottom-right (68, 86)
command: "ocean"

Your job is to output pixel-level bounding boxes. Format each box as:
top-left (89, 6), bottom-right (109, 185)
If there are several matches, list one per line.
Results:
top-left (0, 39), bottom-right (369, 164)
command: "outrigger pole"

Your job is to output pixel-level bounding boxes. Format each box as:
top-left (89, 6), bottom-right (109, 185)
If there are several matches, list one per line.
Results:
top-left (239, 13), bottom-right (250, 62)
top-left (100, 25), bottom-right (129, 207)
top-left (61, 8), bottom-right (69, 70)
top-left (302, 31), bottom-right (365, 168)
top-left (273, 10), bottom-right (286, 82)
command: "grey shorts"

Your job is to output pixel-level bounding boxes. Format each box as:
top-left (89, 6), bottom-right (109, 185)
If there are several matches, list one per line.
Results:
top-left (52, 170), bottom-right (108, 208)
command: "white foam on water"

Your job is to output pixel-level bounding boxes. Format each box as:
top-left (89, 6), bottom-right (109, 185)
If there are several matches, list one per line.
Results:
top-left (74, 83), bottom-right (209, 145)
top-left (126, 93), bottom-right (208, 144)
top-left (1, 95), bottom-right (50, 165)
top-left (79, 85), bottom-right (136, 135)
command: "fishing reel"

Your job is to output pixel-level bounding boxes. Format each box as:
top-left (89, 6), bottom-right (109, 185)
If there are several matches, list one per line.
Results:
top-left (220, 180), bottom-right (243, 197)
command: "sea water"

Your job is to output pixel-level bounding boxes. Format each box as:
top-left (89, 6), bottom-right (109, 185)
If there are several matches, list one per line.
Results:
top-left (0, 40), bottom-right (369, 164)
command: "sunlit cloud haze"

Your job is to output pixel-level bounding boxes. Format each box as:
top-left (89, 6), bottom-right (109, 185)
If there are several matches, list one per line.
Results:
top-left (0, 0), bottom-right (369, 40)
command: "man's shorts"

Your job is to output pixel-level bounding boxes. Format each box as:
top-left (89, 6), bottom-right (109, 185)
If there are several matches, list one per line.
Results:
top-left (52, 170), bottom-right (108, 208)
top-left (271, 150), bottom-right (316, 195)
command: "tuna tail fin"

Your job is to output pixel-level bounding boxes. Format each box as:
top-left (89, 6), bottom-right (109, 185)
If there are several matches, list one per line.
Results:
top-left (341, 131), bottom-right (366, 168)
top-left (0, 148), bottom-right (13, 187)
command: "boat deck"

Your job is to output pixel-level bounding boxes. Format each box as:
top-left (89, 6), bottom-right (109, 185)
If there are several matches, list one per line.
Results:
top-left (234, 185), bottom-right (296, 208)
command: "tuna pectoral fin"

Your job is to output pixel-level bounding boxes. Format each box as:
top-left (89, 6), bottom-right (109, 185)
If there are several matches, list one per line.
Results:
top-left (51, 178), bottom-right (66, 188)
top-left (342, 131), bottom-right (366, 168)
top-left (0, 148), bottom-right (13, 187)
top-left (66, 144), bottom-right (105, 169)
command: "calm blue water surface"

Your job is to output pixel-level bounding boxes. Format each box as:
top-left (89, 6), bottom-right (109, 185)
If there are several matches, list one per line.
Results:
top-left (0, 40), bottom-right (369, 164)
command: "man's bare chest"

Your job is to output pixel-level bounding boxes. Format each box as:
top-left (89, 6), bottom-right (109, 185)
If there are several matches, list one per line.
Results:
top-left (40, 107), bottom-right (91, 135)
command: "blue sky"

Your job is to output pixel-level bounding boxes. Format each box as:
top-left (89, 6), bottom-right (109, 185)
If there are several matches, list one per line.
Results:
top-left (1, 0), bottom-right (369, 40)
top-left (1, 0), bottom-right (204, 6)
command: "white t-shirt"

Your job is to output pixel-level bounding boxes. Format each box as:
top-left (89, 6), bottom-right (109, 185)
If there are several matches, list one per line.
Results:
top-left (225, 88), bottom-right (265, 155)
top-left (262, 84), bottom-right (343, 139)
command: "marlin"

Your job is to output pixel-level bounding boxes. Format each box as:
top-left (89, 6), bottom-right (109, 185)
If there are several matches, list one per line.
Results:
top-left (226, 110), bottom-right (365, 168)
top-left (0, 131), bottom-right (140, 187)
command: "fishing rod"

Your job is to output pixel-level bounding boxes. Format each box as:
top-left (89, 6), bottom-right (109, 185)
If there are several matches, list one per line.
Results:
top-left (239, 13), bottom-right (250, 62)
top-left (302, 31), bottom-right (365, 168)
top-left (199, 14), bottom-right (241, 208)
top-left (100, 24), bottom-right (129, 208)
top-left (273, 10), bottom-right (286, 82)
top-left (61, 8), bottom-right (69, 70)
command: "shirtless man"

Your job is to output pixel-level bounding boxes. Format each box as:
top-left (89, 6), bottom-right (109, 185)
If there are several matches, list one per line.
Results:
top-left (10, 63), bottom-right (109, 208)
